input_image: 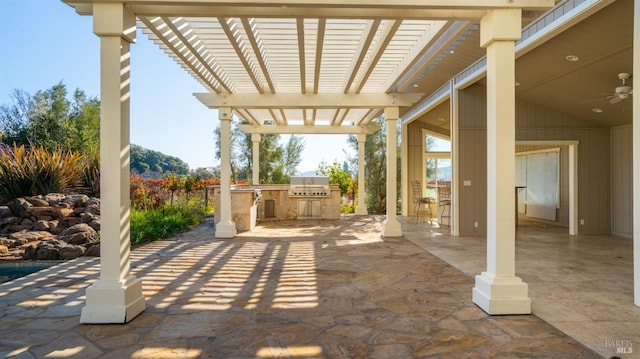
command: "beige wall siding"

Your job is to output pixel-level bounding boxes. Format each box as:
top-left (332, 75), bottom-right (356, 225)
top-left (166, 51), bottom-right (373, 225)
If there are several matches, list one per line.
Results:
top-left (455, 83), bottom-right (612, 235)
top-left (611, 125), bottom-right (633, 237)
top-left (406, 121), bottom-right (425, 216)
top-left (458, 84), bottom-right (488, 234)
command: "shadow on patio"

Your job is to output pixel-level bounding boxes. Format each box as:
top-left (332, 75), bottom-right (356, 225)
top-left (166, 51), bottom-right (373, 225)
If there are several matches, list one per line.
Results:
top-left (0, 215), bottom-right (598, 358)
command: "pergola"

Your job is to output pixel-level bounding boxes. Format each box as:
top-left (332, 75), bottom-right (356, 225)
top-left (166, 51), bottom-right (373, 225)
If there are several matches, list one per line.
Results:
top-left (62, 0), bottom-right (556, 323)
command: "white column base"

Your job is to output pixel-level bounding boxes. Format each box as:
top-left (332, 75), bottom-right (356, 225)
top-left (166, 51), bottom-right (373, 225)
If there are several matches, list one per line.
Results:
top-left (355, 204), bottom-right (367, 215)
top-left (472, 272), bottom-right (531, 315)
top-left (80, 275), bottom-right (145, 323)
top-left (215, 221), bottom-right (237, 238)
top-left (382, 216), bottom-right (402, 237)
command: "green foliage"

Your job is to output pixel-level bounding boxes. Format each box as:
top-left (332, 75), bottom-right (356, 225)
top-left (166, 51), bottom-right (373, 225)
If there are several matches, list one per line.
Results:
top-left (214, 121), bottom-right (305, 184)
top-left (0, 144), bottom-right (84, 200)
top-left (340, 202), bottom-right (355, 214)
top-left (0, 83), bottom-right (100, 158)
top-left (130, 206), bottom-right (201, 245)
top-left (80, 151), bottom-right (100, 197)
top-left (316, 160), bottom-right (353, 197)
top-left (347, 117), bottom-right (392, 214)
top-left (130, 144), bottom-right (189, 178)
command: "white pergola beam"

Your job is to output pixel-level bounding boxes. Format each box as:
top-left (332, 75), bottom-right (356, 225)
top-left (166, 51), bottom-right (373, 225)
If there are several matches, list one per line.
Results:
top-left (194, 92), bottom-right (424, 109)
top-left (237, 124), bottom-right (380, 134)
top-left (66, 0), bottom-right (555, 16)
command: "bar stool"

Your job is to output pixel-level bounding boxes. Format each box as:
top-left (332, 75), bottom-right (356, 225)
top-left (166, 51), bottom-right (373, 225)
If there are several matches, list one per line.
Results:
top-left (437, 181), bottom-right (451, 226)
top-left (411, 180), bottom-right (435, 223)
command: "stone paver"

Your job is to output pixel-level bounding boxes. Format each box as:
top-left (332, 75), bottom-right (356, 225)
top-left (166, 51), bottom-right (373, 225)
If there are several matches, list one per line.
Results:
top-left (0, 215), bottom-right (600, 358)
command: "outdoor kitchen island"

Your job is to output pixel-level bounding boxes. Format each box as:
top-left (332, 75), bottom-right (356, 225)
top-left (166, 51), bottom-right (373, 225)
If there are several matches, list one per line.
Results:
top-left (213, 176), bottom-right (341, 232)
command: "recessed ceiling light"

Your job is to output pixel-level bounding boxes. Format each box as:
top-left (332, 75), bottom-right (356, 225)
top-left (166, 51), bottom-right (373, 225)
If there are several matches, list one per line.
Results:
top-left (449, 50), bottom-right (455, 55)
top-left (413, 84), bottom-right (419, 88)
top-left (566, 55), bottom-right (579, 62)
top-left (592, 108), bottom-right (603, 113)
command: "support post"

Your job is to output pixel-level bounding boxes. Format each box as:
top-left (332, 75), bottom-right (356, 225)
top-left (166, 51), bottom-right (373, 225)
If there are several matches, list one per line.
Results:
top-left (472, 8), bottom-right (531, 315)
top-left (252, 133), bottom-right (261, 185)
top-left (81, 2), bottom-right (145, 324)
top-left (382, 107), bottom-right (402, 237)
top-left (216, 107), bottom-right (237, 238)
top-left (450, 80), bottom-right (460, 236)
top-left (355, 133), bottom-right (368, 215)
top-left (400, 122), bottom-right (408, 216)
top-left (633, 0), bottom-right (640, 307)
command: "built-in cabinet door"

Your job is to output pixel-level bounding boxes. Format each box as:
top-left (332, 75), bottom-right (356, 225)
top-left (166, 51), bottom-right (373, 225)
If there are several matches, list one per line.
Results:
top-left (298, 199), bottom-right (321, 218)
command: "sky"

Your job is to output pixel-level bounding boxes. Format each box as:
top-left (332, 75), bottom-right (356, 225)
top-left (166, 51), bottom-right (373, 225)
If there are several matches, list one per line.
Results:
top-left (0, 0), bottom-right (352, 174)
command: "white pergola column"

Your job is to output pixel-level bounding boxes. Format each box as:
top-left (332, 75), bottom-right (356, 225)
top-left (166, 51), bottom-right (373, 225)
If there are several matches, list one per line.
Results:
top-left (633, 0), bottom-right (640, 307)
top-left (400, 122), bottom-right (408, 217)
top-left (216, 107), bottom-right (237, 238)
top-left (382, 107), bottom-right (402, 237)
top-left (355, 133), bottom-right (368, 215)
top-left (251, 133), bottom-right (261, 185)
top-left (472, 9), bottom-right (530, 315)
top-left (81, 3), bottom-right (145, 324)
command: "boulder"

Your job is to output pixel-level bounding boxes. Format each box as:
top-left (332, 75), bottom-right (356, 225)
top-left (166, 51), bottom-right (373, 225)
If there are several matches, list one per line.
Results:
top-left (58, 245), bottom-right (85, 260)
top-left (58, 224), bottom-right (99, 245)
top-left (85, 243), bottom-right (100, 257)
top-left (52, 206), bottom-right (74, 218)
top-left (48, 220), bottom-right (66, 235)
top-left (63, 217), bottom-right (82, 227)
top-left (27, 207), bottom-right (56, 220)
top-left (21, 243), bottom-right (38, 260)
top-left (86, 198), bottom-right (100, 207)
top-left (88, 220), bottom-right (101, 232)
top-left (32, 220), bottom-right (51, 231)
top-left (62, 194), bottom-right (89, 207)
top-left (0, 245), bottom-right (8, 254)
top-left (44, 193), bottom-right (66, 205)
top-left (10, 230), bottom-right (55, 242)
top-left (7, 198), bottom-right (31, 218)
top-left (1, 216), bottom-right (22, 226)
top-left (6, 224), bottom-right (32, 232)
top-left (85, 204), bottom-right (100, 216)
top-left (20, 218), bottom-right (34, 227)
top-left (80, 212), bottom-right (96, 224)
top-left (0, 206), bottom-right (12, 218)
top-left (25, 196), bottom-right (50, 207)
top-left (35, 244), bottom-right (59, 260)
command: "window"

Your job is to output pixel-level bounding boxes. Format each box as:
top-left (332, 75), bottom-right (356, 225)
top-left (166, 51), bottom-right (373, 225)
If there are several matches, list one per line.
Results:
top-left (423, 131), bottom-right (451, 198)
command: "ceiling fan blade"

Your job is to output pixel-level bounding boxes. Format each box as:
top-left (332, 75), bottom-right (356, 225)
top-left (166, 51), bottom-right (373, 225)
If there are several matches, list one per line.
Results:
top-left (610, 96), bottom-right (623, 104)
top-left (579, 95), bottom-right (613, 104)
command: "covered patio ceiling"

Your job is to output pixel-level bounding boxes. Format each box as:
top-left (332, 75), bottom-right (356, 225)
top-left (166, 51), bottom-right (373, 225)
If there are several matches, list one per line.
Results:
top-left (66, 0), bottom-right (555, 133)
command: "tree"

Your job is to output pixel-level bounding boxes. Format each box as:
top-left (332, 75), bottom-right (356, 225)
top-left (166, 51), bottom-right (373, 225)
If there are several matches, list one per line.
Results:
top-left (316, 160), bottom-right (353, 197)
top-left (0, 83), bottom-right (100, 157)
top-left (130, 144), bottom-right (190, 178)
top-left (214, 120), bottom-right (305, 184)
top-left (347, 117), bottom-right (392, 214)
top-left (282, 135), bottom-right (305, 177)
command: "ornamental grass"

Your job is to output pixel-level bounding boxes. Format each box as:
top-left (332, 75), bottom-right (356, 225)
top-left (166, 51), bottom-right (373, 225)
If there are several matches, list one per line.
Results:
top-left (0, 144), bottom-right (84, 200)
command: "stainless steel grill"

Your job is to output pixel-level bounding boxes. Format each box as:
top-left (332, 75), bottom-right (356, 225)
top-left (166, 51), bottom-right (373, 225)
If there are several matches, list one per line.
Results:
top-left (288, 176), bottom-right (330, 197)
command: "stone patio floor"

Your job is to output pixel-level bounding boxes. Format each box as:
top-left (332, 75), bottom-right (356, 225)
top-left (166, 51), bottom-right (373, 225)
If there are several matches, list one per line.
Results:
top-left (0, 214), bottom-right (621, 358)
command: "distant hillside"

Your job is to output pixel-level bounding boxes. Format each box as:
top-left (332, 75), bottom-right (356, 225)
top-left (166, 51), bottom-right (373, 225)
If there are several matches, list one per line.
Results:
top-left (130, 144), bottom-right (189, 178)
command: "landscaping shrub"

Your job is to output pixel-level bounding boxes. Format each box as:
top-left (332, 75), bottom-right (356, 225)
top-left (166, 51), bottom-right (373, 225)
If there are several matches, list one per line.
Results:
top-left (130, 206), bottom-right (202, 245)
top-left (0, 144), bottom-right (83, 200)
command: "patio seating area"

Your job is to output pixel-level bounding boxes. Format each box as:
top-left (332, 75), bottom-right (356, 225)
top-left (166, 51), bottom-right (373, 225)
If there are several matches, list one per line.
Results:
top-left (0, 215), bottom-right (631, 358)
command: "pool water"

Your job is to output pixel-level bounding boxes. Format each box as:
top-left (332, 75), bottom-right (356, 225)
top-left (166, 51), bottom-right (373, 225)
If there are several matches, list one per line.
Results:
top-left (0, 261), bottom-right (63, 284)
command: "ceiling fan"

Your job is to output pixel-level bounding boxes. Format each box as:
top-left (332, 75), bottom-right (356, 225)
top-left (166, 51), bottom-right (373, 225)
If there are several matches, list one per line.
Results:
top-left (582, 72), bottom-right (633, 104)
